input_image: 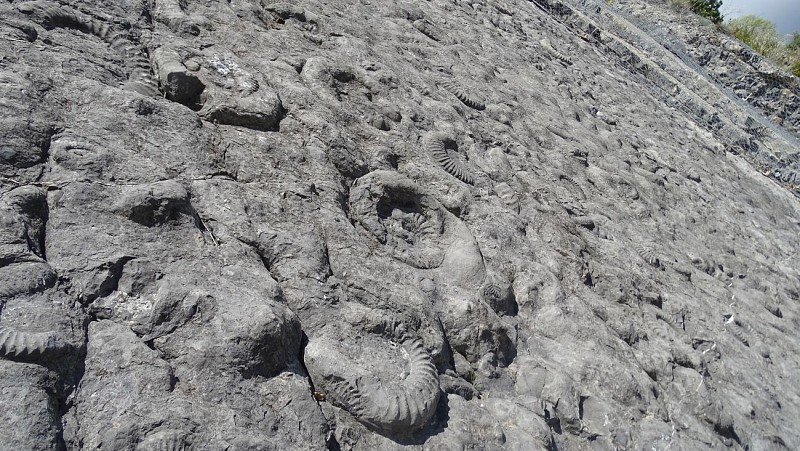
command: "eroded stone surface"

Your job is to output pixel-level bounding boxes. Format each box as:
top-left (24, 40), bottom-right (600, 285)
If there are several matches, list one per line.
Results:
top-left (1, 0), bottom-right (799, 449)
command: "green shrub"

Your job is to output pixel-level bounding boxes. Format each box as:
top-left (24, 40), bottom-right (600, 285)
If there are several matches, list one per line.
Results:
top-left (788, 32), bottom-right (800, 51)
top-left (725, 16), bottom-right (783, 57)
top-left (669, 0), bottom-right (724, 24)
top-left (790, 60), bottom-right (800, 77)
top-left (724, 16), bottom-right (800, 77)
top-left (688, 0), bottom-right (723, 24)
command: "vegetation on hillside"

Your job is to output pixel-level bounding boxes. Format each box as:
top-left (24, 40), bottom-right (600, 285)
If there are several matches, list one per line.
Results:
top-left (668, 0), bottom-right (723, 24)
top-left (668, 0), bottom-right (799, 77)
top-left (688, 0), bottom-right (723, 24)
top-left (724, 16), bottom-right (800, 77)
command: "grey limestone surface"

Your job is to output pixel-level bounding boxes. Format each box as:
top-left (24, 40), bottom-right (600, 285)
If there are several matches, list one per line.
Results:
top-left (1, 0), bottom-right (799, 449)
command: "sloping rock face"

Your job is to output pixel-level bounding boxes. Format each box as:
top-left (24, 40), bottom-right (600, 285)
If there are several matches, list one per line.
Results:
top-left (1, 0), bottom-right (799, 449)
top-left (605, 0), bottom-right (800, 137)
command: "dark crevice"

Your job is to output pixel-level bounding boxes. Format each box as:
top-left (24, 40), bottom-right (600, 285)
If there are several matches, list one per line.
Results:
top-left (143, 338), bottom-right (156, 351)
top-left (319, 238), bottom-right (334, 283)
top-left (544, 406), bottom-right (562, 434)
top-left (168, 372), bottom-right (178, 392)
top-left (38, 187), bottom-right (50, 261)
top-left (235, 236), bottom-right (275, 274)
top-left (582, 270), bottom-right (594, 287)
top-left (52, 283), bottom-right (90, 451)
top-left (97, 256), bottom-right (135, 300)
top-left (298, 331), bottom-right (337, 447)
top-left (298, 333), bottom-right (318, 397)
top-left (714, 423), bottom-right (741, 447)
top-left (78, 255), bottom-right (136, 305)
top-left (38, 126), bottom-right (54, 173)
top-left (208, 170), bottom-right (238, 181)
top-left (326, 434), bottom-right (341, 451)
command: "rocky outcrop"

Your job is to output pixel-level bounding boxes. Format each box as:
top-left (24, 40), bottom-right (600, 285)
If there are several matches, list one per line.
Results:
top-left (1, 0), bottom-right (799, 449)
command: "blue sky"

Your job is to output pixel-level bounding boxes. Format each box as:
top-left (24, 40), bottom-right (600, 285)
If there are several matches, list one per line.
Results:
top-left (721, 0), bottom-right (799, 36)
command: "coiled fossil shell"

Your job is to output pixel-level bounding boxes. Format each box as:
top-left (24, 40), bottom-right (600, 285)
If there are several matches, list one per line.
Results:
top-left (17, 1), bottom-right (160, 97)
top-left (424, 132), bottom-right (475, 185)
top-left (439, 78), bottom-right (486, 111)
top-left (349, 170), bottom-right (447, 269)
top-left (304, 313), bottom-right (440, 435)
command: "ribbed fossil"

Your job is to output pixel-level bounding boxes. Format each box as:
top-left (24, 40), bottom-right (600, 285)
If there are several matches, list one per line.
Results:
top-left (0, 324), bottom-right (70, 360)
top-left (743, 116), bottom-right (767, 138)
top-left (139, 429), bottom-right (191, 451)
top-left (424, 132), bottom-right (475, 185)
top-left (734, 317), bottom-right (765, 342)
top-left (539, 38), bottom-right (572, 66)
top-left (554, 173), bottom-right (586, 200)
top-left (726, 323), bottom-right (750, 347)
top-left (439, 78), bottom-right (486, 110)
top-left (634, 243), bottom-right (661, 268)
top-left (655, 311), bottom-right (683, 332)
top-left (304, 314), bottom-right (440, 435)
top-left (349, 170), bottom-right (446, 269)
top-left (726, 316), bottom-right (764, 350)
top-left (483, 284), bottom-right (503, 302)
top-left (17, 1), bottom-right (159, 97)
top-left (481, 280), bottom-right (517, 316)
top-left (0, 262), bottom-right (57, 298)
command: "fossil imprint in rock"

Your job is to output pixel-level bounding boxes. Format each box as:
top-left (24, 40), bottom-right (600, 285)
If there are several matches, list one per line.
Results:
top-left (0, 324), bottom-right (71, 361)
top-left (349, 170), bottom-right (448, 269)
top-left (17, 1), bottom-right (160, 97)
top-left (424, 131), bottom-right (476, 185)
top-left (349, 170), bottom-right (488, 278)
top-left (304, 306), bottom-right (440, 435)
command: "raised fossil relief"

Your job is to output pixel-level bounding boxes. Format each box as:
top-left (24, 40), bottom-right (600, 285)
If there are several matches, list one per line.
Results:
top-left (206, 55), bottom-right (260, 95)
top-left (438, 78), bottom-right (486, 111)
top-left (424, 131), bottom-right (476, 185)
top-left (0, 185), bottom-right (49, 263)
top-left (539, 38), bottom-right (572, 66)
top-left (111, 180), bottom-right (196, 228)
top-left (634, 243), bottom-right (661, 268)
top-left (0, 262), bottom-right (57, 299)
top-left (17, 1), bottom-right (159, 97)
top-left (0, 324), bottom-right (70, 360)
top-left (727, 322), bottom-right (749, 347)
top-left (301, 57), bottom-right (375, 103)
top-left (543, 172), bottom-right (586, 215)
top-left (304, 307), bottom-right (440, 435)
top-left (349, 170), bottom-right (447, 269)
top-left (482, 280), bottom-right (517, 316)
top-left (261, 2), bottom-right (321, 33)
top-left (137, 429), bottom-right (191, 451)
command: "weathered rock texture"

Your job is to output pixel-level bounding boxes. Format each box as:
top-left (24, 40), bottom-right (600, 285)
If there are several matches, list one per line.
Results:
top-left (1, 0), bottom-right (799, 449)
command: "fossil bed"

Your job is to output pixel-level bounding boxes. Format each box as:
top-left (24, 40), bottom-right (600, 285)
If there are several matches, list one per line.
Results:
top-left (1, 0), bottom-right (800, 449)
